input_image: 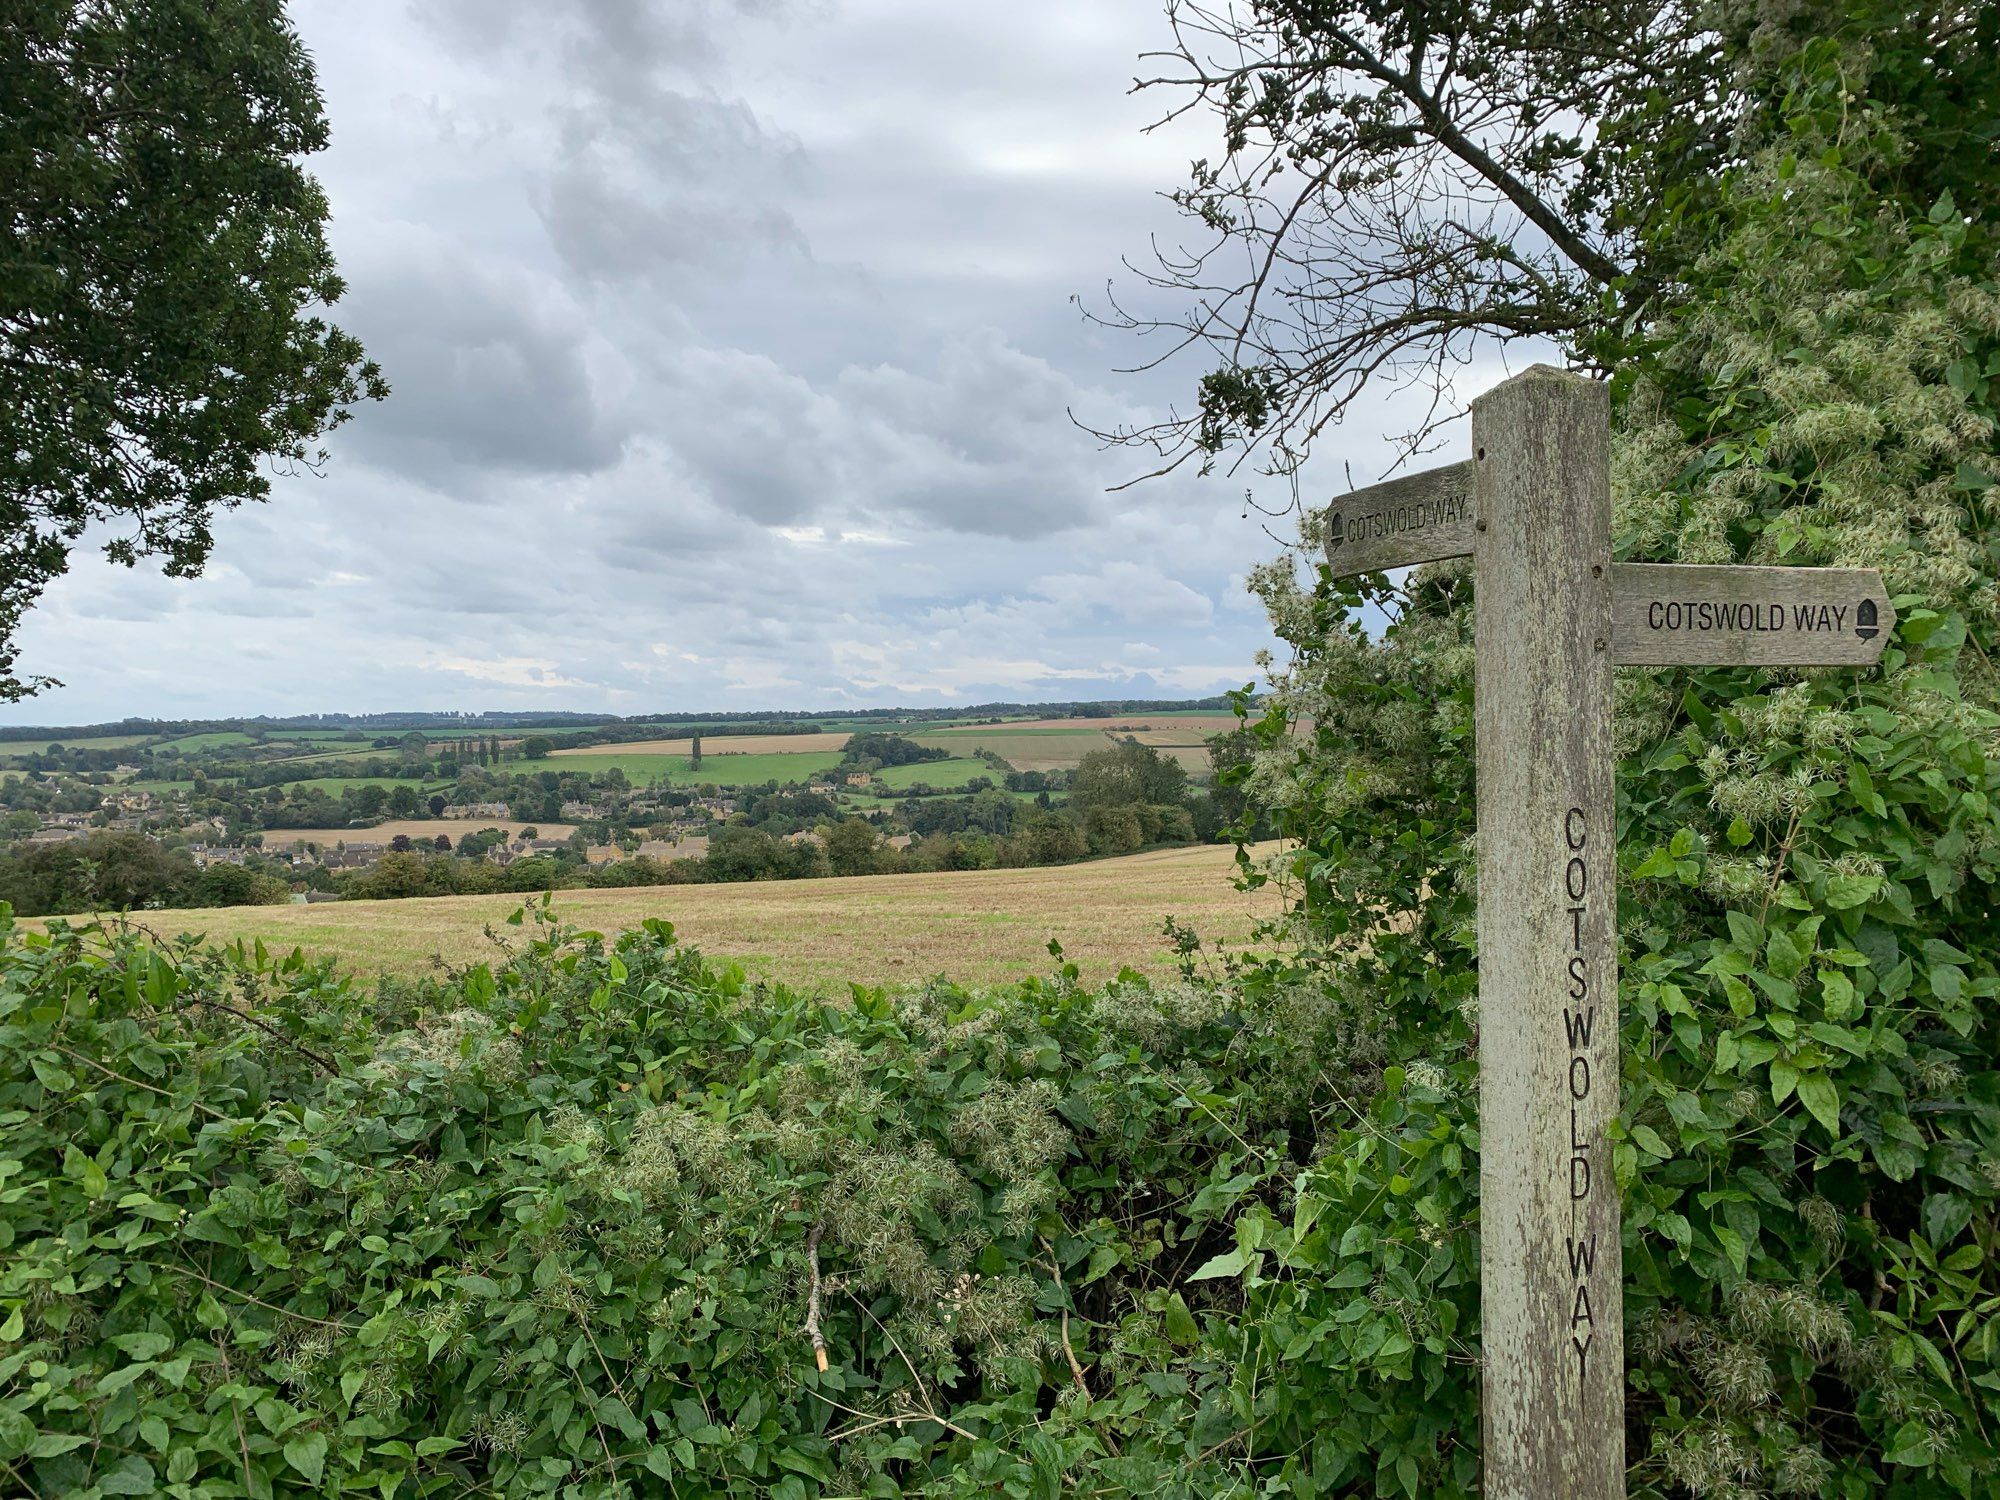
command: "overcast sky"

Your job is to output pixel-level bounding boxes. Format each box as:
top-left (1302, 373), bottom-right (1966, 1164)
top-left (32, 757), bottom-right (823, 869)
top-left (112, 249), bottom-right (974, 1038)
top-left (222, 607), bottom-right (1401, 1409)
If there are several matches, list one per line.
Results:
top-left (7, 0), bottom-right (1478, 726)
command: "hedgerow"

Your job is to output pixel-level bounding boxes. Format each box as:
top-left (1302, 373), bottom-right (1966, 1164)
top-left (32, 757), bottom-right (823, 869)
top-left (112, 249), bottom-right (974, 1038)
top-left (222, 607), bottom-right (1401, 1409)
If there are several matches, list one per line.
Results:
top-left (0, 901), bottom-right (1379, 1498)
top-left (1219, 37), bottom-right (2000, 1500)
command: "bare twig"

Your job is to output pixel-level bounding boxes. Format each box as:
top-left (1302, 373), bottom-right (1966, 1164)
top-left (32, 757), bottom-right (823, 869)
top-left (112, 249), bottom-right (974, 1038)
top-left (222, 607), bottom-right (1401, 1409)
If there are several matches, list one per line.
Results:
top-left (1039, 1237), bottom-right (1091, 1396)
top-left (213, 1333), bottom-right (254, 1493)
top-left (804, 1222), bottom-right (828, 1372)
top-left (46, 1043), bottom-right (228, 1120)
top-left (179, 994), bottom-right (339, 1073)
top-left (160, 1256), bottom-right (359, 1330)
top-left (1759, 805), bottom-right (1805, 925)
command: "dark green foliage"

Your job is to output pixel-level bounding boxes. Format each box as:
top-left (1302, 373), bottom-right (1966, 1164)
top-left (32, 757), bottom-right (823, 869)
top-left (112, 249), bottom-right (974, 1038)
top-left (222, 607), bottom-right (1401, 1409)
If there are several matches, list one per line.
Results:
top-left (1072, 742), bottom-right (1195, 856)
top-left (840, 734), bottom-right (950, 770)
top-left (0, 905), bottom-right (1366, 1496)
top-left (0, 831), bottom-right (289, 915)
top-left (0, 0), bottom-right (387, 700)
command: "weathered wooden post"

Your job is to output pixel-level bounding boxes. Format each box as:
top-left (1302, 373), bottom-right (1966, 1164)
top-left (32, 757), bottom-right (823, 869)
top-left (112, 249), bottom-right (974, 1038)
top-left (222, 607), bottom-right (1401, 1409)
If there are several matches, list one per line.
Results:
top-left (1320, 361), bottom-right (1895, 1498)
top-left (1471, 367), bottom-right (1624, 1497)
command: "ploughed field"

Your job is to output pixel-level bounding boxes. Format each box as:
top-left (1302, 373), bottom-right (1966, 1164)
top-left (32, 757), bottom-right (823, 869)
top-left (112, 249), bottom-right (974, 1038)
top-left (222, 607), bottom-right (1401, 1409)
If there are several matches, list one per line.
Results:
top-left (106, 843), bottom-right (1281, 991)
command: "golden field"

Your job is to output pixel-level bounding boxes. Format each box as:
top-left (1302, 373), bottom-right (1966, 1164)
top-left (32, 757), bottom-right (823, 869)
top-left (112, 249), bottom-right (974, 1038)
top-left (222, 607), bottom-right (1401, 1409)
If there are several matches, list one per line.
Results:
top-left (104, 843), bottom-right (1282, 992)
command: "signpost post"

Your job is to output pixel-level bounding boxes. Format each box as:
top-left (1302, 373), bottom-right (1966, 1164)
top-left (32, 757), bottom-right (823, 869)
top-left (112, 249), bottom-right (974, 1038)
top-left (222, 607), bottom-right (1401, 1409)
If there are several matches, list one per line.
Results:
top-left (1322, 364), bottom-right (1895, 1499)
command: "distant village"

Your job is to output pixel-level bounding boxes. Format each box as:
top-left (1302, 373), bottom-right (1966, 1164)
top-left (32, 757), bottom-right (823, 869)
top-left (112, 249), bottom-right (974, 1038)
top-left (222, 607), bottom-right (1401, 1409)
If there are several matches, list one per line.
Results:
top-left (0, 708), bottom-right (1230, 916)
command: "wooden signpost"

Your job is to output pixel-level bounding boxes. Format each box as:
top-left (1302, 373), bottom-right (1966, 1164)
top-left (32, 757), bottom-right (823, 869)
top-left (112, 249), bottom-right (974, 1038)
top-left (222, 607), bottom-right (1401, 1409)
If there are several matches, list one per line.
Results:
top-left (1323, 365), bottom-right (1893, 1499)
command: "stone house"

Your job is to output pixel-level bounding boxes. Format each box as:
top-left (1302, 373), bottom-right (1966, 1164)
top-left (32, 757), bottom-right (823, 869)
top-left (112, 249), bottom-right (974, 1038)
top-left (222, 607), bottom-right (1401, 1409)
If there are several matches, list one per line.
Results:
top-left (442, 801), bottom-right (509, 820)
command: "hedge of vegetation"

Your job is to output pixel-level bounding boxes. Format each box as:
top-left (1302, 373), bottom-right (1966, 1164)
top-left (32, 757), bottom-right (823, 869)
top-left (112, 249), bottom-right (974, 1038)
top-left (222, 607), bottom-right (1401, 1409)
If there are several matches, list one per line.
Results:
top-left (0, 902), bottom-right (1397, 1498)
top-left (1224, 36), bottom-right (2000, 1500)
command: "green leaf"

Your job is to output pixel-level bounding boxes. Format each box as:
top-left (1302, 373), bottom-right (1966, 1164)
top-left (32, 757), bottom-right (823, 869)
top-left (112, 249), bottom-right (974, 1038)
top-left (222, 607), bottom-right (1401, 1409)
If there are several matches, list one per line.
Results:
top-left (1630, 1125), bottom-right (1672, 1159)
top-left (1823, 874), bottom-right (1881, 910)
top-left (1712, 1223), bottom-right (1749, 1276)
top-left (284, 1430), bottom-right (328, 1484)
top-left (1769, 1059), bottom-right (1800, 1104)
top-left (1188, 1247), bottom-right (1250, 1281)
top-left (0, 1409), bottom-right (31, 1460)
top-left (1725, 910), bottom-right (1762, 949)
top-left (1819, 970), bottom-right (1856, 1022)
top-left (1766, 927), bottom-right (1807, 980)
top-left (1923, 1194), bottom-right (1973, 1249)
top-left (1632, 848), bottom-right (1678, 880)
top-left (1796, 1074), bottom-right (1841, 1135)
top-left (1338, 1223), bottom-right (1377, 1257)
top-left (98, 1456), bottom-right (158, 1496)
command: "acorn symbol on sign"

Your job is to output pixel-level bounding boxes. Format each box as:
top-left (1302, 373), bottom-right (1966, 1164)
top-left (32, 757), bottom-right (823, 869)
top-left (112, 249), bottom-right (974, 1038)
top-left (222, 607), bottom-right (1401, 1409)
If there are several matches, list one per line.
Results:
top-left (1855, 598), bottom-right (1879, 640)
top-left (1328, 512), bottom-right (1345, 549)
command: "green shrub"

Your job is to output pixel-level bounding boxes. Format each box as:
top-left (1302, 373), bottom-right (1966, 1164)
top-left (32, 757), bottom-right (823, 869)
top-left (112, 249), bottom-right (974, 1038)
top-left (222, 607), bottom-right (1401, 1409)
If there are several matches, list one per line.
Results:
top-left (0, 903), bottom-right (1373, 1497)
top-left (1217, 39), bottom-right (2000, 1498)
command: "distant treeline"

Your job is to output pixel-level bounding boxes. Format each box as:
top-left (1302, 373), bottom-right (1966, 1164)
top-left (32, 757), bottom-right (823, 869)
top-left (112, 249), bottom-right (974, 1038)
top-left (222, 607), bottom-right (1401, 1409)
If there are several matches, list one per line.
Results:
top-left (0, 697), bottom-right (1249, 743)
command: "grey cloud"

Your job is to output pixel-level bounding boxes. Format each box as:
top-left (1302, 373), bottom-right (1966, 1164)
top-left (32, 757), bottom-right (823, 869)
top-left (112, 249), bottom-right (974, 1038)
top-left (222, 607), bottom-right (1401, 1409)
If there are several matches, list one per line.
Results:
top-left (336, 235), bottom-right (629, 484)
top-left (0, 1), bottom-right (1299, 724)
top-left (425, 0), bottom-right (812, 280)
top-left (538, 168), bottom-right (806, 279)
top-left (655, 332), bottom-right (1111, 539)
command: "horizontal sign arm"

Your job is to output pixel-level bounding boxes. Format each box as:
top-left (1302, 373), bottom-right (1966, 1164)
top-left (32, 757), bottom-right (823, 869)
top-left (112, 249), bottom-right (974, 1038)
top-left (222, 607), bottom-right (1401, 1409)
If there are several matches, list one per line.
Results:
top-left (1610, 563), bottom-right (1894, 666)
top-left (1324, 460), bottom-right (1476, 577)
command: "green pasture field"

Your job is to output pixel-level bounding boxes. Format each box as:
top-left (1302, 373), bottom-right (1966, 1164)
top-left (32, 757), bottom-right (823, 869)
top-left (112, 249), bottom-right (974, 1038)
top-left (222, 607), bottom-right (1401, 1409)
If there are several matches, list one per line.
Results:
top-left (0, 733), bottom-right (155, 760)
top-left (154, 731), bottom-right (258, 752)
top-left (537, 750), bottom-right (847, 787)
top-left (907, 729), bottom-right (1108, 770)
top-left (871, 758), bottom-right (996, 789)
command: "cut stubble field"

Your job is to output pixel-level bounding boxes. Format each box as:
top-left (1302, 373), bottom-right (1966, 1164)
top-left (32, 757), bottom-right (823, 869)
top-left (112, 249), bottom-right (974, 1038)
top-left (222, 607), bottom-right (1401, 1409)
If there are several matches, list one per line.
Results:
top-left (113, 843), bottom-right (1283, 992)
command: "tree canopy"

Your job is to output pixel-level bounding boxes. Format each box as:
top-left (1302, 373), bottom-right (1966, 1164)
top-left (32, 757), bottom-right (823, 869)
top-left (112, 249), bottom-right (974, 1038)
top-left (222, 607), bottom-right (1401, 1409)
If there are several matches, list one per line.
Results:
top-left (1100, 0), bottom-right (1995, 479)
top-left (0, 0), bottom-right (386, 699)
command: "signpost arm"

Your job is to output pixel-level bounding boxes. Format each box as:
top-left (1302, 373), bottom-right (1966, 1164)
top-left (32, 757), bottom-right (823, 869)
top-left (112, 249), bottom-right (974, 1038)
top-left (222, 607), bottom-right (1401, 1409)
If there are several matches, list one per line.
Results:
top-left (1472, 366), bottom-right (1626, 1497)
